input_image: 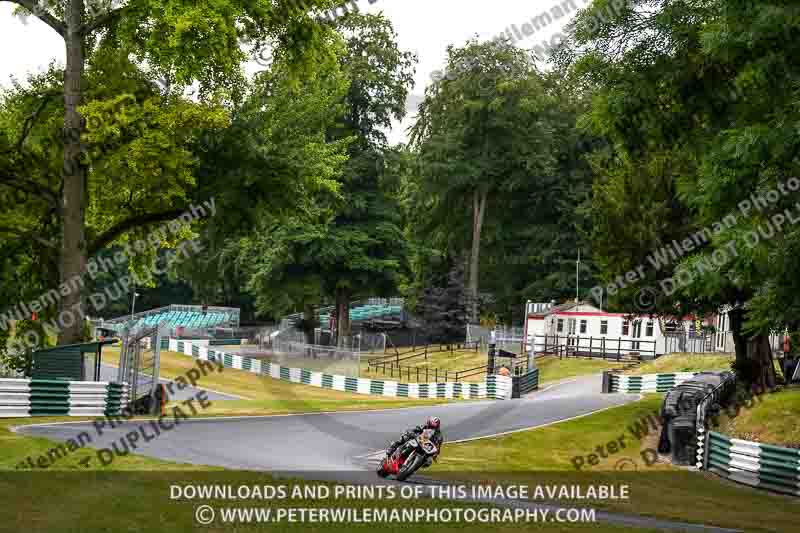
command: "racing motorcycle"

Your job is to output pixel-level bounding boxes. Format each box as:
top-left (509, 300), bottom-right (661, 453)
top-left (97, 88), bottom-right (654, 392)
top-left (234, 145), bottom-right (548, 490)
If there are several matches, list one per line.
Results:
top-left (376, 428), bottom-right (439, 481)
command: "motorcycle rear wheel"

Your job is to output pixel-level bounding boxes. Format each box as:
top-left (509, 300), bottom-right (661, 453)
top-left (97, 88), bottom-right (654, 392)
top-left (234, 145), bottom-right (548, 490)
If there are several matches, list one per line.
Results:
top-left (376, 462), bottom-right (389, 478)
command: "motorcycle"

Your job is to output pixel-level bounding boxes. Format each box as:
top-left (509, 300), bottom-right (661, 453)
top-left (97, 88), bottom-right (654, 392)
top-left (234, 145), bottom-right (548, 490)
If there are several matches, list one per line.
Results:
top-left (377, 428), bottom-right (439, 481)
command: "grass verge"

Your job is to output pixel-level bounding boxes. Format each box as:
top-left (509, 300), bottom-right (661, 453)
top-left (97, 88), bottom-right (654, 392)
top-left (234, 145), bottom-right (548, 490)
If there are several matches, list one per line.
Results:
top-left (535, 356), bottom-right (628, 384)
top-left (430, 395), bottom-right (799, 533)
top-left (361, 348), bottom-right (488, 382)
top-left (0, 415), bottom-right (657, 532)
top-left (716, 387), bottom-right (800, 447)
top-left (123, 348), bottom-right (453, 416)
top-left (0, 417), bottom-right (219, 471)
top-left (624, 353), bottom-right (733, 375)
top-left (0, 471), bottom-right (663, 533)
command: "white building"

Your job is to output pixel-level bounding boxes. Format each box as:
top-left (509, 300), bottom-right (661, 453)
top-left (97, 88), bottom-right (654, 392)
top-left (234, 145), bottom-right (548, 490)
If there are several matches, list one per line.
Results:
top-left (523, 300), bottom-right (744, 358)
top-left (523, 301), bottom-right (668, 358)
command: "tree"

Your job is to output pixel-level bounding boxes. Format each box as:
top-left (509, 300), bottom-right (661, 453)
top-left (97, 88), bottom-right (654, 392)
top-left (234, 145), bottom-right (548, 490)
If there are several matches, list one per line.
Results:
top-left (178, 12), bottom-right (413, 346)
top-left (382, 144), bottom-right (449, 315)
top-left (4, 0), bottom-right (336, 343)
top-left (410, 38), bottom-right (557, 323)
top-left (477, 73), bottom-right (601, 323)
top-left (188, 40), bottom-right (350, 332)
top-left (560, 0), bottom-right (800, 388)
top-left (318, 12), bottom-right (415, 346)
top-left (417, 258), bottom-right (469, 345)
top-left (0, 54), bottom-right (226, 350)
top-left (238, 213), bottom-right (330, 342)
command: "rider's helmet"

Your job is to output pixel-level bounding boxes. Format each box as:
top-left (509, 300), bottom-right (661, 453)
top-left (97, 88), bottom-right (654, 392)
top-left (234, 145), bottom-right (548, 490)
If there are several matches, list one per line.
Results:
top-left (425, 416), bottom-right (441, 430)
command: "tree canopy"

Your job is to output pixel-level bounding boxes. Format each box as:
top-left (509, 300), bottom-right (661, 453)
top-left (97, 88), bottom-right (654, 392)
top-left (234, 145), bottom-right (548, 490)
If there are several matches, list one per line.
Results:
top-left (4, 0), bottom-right (800, 389)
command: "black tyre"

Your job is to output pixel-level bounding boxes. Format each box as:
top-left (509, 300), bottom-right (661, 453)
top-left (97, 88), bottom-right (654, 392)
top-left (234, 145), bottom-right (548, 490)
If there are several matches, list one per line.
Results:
top-left (396, 453), bottom-right (425, 482)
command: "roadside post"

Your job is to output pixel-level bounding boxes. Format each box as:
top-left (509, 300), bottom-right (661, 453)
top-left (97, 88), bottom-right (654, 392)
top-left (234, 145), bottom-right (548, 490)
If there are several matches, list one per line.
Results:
top-left (488, 329), bottom-right (497, 375)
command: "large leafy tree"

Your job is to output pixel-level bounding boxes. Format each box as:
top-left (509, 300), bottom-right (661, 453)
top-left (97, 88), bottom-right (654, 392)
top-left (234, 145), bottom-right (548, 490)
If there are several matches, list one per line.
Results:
top-left (560, 0), bottom-right (800, 388)
top-left (178, 12), bottom-right (414, 346)
top-left (0, 54), bottom-right (226, 349)
top-left (240, 12), bottom-right (414, 346)
top-left (321, 12), bottom-right (415, 346)
top-left (381, 144), bottom-right (448, 315)
top-left (3, 0), bottom-right (336, 343)
top-left (410, 38), bottom-right (558, 323)
top-left (219, 51), bottom-right (351, 337)
top-left (478, 73), bottom-right (602, 323)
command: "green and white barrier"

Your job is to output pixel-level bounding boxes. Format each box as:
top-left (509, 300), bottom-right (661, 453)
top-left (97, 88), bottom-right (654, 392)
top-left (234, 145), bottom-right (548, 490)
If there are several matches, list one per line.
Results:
top-left (608, 372), bottom-right (718, 393)
top-left (0, 378), bottom-right (128, 418)
top-left (512, 368), bottom-right (539, 398)
top-left (168, 339), bottom-right (512, 400)
top-left (700, 430), bottom-right (800, 497)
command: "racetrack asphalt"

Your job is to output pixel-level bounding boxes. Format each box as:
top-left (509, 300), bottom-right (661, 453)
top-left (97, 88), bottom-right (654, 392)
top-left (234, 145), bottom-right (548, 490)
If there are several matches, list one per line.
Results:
top-left (13, 374), bottom-right (742, 532)
top-left (17, 374), bottom-right (635, 470)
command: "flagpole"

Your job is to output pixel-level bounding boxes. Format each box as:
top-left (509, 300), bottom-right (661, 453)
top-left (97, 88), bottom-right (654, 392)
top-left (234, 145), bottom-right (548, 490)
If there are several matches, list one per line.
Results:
top-left (575, 249), bottom-right (580, 304)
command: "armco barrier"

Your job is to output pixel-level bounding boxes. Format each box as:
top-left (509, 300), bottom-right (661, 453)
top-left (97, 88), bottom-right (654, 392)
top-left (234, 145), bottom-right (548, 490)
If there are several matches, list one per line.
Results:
top-left (603, 371), bottom-right (727, 393)
top-left (0, 378), bottom-right (128, 418)
top-left (702, 431), bottom-right (800, 497)
top-left (168, 339), bottom-right (512, 400)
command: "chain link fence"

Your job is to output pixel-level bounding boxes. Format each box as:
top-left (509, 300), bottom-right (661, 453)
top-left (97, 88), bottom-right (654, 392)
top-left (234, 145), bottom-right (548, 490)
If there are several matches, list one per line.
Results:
top-left (270, 327), bottom-right (386, 353)
top-left (268, 339), bottom-right (363, 377)
top-left (467, 324), bottom-right (525, 354)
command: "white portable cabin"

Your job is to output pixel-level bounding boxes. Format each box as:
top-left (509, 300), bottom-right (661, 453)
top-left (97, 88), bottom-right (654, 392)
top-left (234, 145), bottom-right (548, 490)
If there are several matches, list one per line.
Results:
top-left (523, 301), bottom-right (668, 358)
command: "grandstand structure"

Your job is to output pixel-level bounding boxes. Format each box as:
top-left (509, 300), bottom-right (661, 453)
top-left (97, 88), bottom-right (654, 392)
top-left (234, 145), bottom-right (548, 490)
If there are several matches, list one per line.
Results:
top-left (100, 304), bottom-right (240, 337)
top-left (280, 298), bottom-right (405, 331)
top-left (99, 299), bottom-right (402, 348)
top-left (319, 301), bottom-right (403, 329)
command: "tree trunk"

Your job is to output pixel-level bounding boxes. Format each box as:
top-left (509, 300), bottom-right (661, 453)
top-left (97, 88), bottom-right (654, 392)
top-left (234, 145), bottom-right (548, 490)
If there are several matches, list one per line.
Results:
top-left (58, 0), bottom-right (87, 344)
top-left (302, 303), bottom-right (315, 345)
top-left (336, 288), bottom-right (351, 348)
top-left (468, 189), bottom-right (487, 323)
top-left (728, 307), bottom-right (777, 391)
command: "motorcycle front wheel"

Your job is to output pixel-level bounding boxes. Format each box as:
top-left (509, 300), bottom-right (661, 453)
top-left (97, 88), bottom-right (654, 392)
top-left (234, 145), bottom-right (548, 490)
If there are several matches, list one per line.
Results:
top-left (396, 453), bottom-right (425, 482)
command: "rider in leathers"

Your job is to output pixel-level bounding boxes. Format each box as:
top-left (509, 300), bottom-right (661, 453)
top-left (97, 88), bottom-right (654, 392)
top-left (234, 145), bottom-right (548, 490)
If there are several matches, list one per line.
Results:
top-left (387, 416), bottom-right (443, 465)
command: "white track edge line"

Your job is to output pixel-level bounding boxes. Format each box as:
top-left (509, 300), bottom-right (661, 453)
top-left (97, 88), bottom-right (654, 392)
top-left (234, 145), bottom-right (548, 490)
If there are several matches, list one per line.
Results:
top-left (353, 393), bottom-right (643, 459)
top-left (8, 399), bottom-right (470, 433)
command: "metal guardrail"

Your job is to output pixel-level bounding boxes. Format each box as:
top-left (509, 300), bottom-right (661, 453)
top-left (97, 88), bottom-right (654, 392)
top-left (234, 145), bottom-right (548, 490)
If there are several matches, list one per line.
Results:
top-left (274, 340), bottom-right (362, 357)
top-left (695, 372), bottom-right (738, 469)
top-left (272, 328), bottom-right (387, 352)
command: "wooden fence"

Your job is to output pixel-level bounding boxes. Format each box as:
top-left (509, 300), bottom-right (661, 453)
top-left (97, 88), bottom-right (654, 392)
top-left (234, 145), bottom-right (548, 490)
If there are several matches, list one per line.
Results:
top-left (533, 334), bottom-right (657, 361)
